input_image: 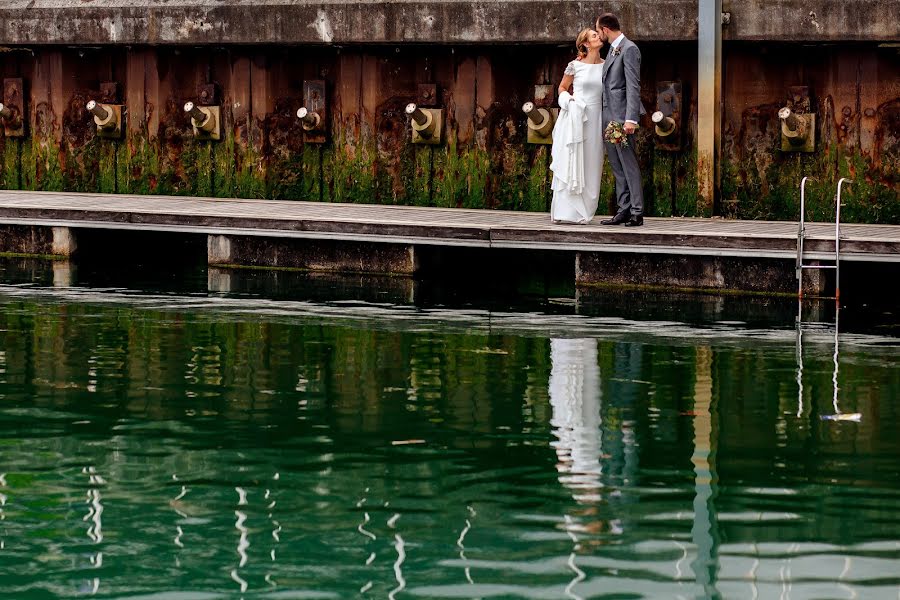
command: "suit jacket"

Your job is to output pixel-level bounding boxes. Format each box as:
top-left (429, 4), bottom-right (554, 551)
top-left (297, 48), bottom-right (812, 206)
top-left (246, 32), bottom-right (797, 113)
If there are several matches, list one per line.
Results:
top-left (601, 36), bottom-right (646, 125)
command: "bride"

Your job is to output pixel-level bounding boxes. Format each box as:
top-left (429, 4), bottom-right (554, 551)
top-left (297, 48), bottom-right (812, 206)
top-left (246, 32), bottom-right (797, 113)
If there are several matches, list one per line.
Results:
top-left (549, 29), bottom-right (605, 224)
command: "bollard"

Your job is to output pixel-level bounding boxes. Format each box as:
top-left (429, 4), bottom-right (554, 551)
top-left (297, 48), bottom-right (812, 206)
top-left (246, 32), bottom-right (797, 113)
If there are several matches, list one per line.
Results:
top-left (522, 101), bottom-right (556, 144)
top-left (778, 106), bottom-right (814, 152)
top-left (406, 102), bottom-right (443, 145)
top-left (652, 111), bottom-right (677, 137)
top-left (296, 107), bottom-right (321, 131)
top-left (184, 101), bottom-right (221, 141)
top-left (86, 99), bottom-right (123, 139)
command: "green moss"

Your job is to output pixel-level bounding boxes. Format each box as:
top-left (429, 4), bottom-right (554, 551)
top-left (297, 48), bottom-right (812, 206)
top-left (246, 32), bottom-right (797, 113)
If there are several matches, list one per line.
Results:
top-left (97, 140), bottom-right (118, 194)
top-left (36, 141), bottom-right (64, 192)
top-left (599, 156), bottom-right (617, 216)
top-left (0, 251), bottom-right (68, 260)
top-left (322, 127), bottom-right (376, 203)
top-left (648, 153), bottom-right (670, 217)
top-left (121, 132), bottom-right (160, 195)
top-left (675, 149), bottom-right (700, 217)
top-left (233, 141), bottom-right (265, 200)
top-left (2, 139), bottom-right (21, 189)
top-left (269, 140), bottom-right (323, 202)
top-left (721, 142), bottom-right (899, 225)
top-left (523, 146), bottom-right (551, 213)
top-left (411, 147), bottom-right (432, 206)
top-left (213, 128), bottom-right (236, 198)
top-left (194, 143), bottom-right (214, 197)
top-left (491, 147), bottom-right (529, 211)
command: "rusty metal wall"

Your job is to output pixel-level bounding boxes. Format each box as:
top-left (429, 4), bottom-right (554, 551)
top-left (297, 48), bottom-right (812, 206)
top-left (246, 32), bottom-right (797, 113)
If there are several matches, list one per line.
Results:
top-left (0, 43), bottom-right (897, 222)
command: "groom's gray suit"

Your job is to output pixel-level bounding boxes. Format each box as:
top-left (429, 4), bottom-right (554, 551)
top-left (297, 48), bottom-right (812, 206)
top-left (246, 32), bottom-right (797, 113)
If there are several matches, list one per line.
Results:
top-left (601, 36), bottom-right (646, 218)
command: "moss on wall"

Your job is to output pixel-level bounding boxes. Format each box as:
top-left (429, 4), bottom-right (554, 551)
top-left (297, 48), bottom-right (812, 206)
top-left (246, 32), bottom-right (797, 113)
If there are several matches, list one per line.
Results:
top-left (0, 46), bottom-right (896, 225)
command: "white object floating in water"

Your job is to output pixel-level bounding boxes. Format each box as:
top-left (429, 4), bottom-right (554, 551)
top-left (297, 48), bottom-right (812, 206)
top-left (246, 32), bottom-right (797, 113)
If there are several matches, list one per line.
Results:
top-left (820, 413), bottom-right (862, 422)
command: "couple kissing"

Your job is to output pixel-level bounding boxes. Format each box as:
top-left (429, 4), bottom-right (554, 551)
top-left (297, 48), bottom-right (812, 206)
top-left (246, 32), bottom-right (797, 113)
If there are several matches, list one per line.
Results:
top-left (549, 13), bottom-right (646, 227)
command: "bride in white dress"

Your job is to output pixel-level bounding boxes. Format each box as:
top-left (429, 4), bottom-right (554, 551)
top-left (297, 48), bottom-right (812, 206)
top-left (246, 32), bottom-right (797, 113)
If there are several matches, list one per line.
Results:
top-left (549, 29), bottom-right (605, 224)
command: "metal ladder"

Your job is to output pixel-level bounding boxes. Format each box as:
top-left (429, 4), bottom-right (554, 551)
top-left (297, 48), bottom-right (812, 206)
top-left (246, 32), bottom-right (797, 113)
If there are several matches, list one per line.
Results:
top-left (796, 177), bottom-right (852, 303)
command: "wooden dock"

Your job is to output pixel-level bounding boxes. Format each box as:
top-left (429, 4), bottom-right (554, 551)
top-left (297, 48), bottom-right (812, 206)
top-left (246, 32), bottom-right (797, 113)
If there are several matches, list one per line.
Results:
top-left (1, 190), bottom-right (899, 296)
top-left (1, 190), bottom-right (899, 262)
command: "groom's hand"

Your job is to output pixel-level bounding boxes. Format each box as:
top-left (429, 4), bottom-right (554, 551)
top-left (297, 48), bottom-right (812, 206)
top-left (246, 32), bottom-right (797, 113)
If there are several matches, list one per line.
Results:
top-left (623, 122), bottom-right (636, 135)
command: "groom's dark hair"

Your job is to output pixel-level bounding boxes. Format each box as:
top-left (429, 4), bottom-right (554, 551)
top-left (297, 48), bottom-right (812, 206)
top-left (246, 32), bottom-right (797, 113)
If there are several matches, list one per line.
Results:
top-left (597, 13), bottom-right (620, 31)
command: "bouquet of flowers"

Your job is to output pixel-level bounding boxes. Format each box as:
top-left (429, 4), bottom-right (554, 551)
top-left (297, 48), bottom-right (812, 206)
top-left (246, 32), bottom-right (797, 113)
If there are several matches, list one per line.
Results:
top-left (604, 121), bottom-right (630, 147)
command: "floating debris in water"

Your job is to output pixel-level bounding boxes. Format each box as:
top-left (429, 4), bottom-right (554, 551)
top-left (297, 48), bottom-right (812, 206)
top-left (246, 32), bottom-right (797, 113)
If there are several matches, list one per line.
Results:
top-left (820, 413), bottom-right (862, 422)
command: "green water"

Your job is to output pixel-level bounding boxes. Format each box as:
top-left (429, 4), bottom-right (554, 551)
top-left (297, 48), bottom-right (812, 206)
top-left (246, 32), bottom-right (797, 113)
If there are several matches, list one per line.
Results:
top-left (1, 261), bottom-right (899, 599)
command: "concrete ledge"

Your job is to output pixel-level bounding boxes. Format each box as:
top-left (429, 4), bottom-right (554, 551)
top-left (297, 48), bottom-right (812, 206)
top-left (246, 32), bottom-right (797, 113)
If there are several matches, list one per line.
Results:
top-left (207, 234), bottom-right (418, 275)
top-left (576, 252), bottom-right (829, 296)
top-left (1, 0), bottom-right (896, 45)
top-left (0, 225), bottom-right (76, 258)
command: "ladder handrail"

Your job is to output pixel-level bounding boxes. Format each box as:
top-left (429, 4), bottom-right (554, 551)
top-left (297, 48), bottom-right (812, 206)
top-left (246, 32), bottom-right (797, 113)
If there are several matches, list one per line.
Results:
top-left (835, 178), bottom-right (852, 303)
top-left (796, 177), bottom-right (851, 304)
top-left (796, 176), bottom-right (812, 298)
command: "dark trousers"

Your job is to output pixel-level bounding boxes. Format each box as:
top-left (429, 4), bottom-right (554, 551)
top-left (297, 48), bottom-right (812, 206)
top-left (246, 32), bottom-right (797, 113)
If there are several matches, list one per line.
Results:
top-left (603, 125), bottom-right (644, 217)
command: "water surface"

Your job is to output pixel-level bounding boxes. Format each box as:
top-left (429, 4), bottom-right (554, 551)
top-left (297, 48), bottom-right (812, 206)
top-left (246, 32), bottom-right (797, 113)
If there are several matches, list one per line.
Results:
top-left (1, 261), bottom-right (898, 599)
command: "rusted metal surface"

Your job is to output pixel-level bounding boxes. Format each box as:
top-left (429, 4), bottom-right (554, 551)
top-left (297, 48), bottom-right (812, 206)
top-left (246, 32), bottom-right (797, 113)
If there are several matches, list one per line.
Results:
top-left (0, 43), bottom-right (897, 222)
top-left (0, 1), bottom-right (897, 45)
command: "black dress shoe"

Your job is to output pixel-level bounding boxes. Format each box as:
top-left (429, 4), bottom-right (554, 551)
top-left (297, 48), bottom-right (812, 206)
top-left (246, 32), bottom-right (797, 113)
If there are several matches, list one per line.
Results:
top-left (600, 213), bottom-right (629, 225)
top-left (624, 215), bottom-right (644, 227)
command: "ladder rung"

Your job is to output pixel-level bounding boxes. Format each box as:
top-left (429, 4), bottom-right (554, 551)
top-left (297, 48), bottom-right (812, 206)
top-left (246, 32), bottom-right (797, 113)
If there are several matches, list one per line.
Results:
top-left (800, 264), bottom-right (837, 269)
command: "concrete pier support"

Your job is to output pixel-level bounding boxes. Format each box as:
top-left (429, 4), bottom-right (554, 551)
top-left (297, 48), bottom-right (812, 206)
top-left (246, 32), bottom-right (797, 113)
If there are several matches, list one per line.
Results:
top-left (0, 225), bottom-right (78, 257)
top-left (207, 235), bottom-right (419, 276)
top-left (575, 252), bottom-right (828, 296)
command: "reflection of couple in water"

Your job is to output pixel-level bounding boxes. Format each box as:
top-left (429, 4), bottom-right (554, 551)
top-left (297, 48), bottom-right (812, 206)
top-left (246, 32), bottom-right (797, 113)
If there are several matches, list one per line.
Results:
top-left (549, 338), bottom-right (624, 539)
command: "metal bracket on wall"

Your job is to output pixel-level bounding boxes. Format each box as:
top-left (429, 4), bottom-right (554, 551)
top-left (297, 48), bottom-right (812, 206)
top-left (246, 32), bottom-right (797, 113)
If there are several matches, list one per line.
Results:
top-left (301, 80), bottom-right (328, 144)
top-left (779, 86), bottom-right (815, 153)
top-left (523, 84), bottom-right (557, 145)
top-left (185, 101), bottom-right (221, 141)
top-left (406, 102), bottom-right (443, 145)
top-left (87, 101), bottom-right (124, 139)
top-left (653, 80), bottom-right (683, 151)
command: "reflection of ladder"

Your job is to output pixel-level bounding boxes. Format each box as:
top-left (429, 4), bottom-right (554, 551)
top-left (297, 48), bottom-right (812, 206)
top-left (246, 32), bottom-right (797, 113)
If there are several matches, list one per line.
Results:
top-left (796, 177), bottom-right (852, 303)
top-left (795, 306), bottom-right (861, 423)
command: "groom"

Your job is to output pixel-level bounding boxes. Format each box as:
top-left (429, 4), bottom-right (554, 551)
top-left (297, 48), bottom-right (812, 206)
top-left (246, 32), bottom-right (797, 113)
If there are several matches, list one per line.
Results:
top-left (597, 13), bottom-right (646, 227)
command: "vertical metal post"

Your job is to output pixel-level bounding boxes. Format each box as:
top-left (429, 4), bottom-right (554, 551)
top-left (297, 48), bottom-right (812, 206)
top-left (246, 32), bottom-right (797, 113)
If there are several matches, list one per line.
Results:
top-left (698, 0), bottom-right (722, 216)
top-left (797, 176), bottom-right (810, 299)
top-left (834, 178), bottom-right (851, 305)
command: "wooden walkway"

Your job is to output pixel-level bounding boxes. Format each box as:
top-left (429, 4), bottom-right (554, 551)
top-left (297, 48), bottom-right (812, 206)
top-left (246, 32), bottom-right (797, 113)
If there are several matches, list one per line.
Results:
top-left (1, 190), bottom-right (899, 262)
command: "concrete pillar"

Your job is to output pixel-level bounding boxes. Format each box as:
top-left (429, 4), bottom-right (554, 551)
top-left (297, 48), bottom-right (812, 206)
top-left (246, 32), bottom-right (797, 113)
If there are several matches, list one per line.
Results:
top-left (697, 0), bottom-right (722, 216)
top-left (51, 227), bottom-right (77, 256)
top-left (207, 234), bottom-right (233, 264)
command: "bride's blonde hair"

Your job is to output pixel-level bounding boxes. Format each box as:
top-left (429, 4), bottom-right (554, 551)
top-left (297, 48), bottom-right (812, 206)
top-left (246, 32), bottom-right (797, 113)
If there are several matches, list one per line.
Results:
top-left (575, 28), bottom-right (592, 59)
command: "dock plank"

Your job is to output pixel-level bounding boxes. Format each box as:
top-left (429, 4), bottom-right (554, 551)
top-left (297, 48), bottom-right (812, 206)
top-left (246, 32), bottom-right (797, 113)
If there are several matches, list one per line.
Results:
top-left (0, 190), bottom-right (898, 262)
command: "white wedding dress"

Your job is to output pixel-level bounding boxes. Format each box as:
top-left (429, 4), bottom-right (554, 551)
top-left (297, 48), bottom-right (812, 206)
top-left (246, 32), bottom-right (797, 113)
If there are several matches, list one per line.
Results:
top-left (549, 338), bottom-right (603, 503)
top-left (550, 60), bottom-right (604, 223)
